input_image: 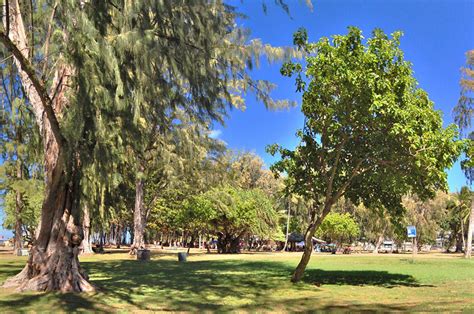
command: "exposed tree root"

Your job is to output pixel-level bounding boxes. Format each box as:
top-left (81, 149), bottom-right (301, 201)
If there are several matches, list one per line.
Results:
top-left (2, 246), bottom-right (95, 293)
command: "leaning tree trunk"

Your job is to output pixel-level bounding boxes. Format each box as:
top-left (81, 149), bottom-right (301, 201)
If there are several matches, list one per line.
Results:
top-left (1, 0), bottom-right (93, 292)
top-left (291, 225), bottom-right (315, 283)
top-left (291, 204), bottom-right (331, 283)
top-left (80, 204), bottom-right (93, 255)
top-left (465, 199), bottom-right (474, 259)
top-left (130, 171), bottom-right (145, 255)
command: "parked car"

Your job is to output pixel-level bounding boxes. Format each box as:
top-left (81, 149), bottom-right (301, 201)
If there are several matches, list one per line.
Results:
top-left (379, 241), bottom-right (395, 253)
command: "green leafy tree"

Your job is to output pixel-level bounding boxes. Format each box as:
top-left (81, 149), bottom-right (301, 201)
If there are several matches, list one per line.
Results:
top-left (145, 117), bottom-right (226, 248)
top-left (1, 179), bottom-right (43, 245)
top-left (185, 186), bottom-right (280, 253)
top-left (269, 27), bottom-right (461, 282)
top-left (316, 213), bottom-right (359, 247)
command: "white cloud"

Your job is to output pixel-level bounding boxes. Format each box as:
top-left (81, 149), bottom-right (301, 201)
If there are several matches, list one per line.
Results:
top-left (208, 129), bottom-right (222, 139)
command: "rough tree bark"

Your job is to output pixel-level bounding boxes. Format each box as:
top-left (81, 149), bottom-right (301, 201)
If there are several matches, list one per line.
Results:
top-left (130, 168), bottom-right (145, 254)
top-left (1, 1), bottom-right (93, 292)
top-left (465, 199), bottom-right (474, 258)
top-left (80, 205), bottom-right (93, 255)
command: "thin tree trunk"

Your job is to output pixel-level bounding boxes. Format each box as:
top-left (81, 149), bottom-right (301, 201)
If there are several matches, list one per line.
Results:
top-left (464, 199), bottom-right (474, 258)
top-left (1, 0), bottom-right (93, 292)
top-left (291, 227), bottom-right (315, 283)
top-left (13, 191), bottom-right (23, 253)
top-left (13, 159), bottom-right (23, 254)
top-left (115, 224), bottom-right (122, 248)
top-left (130, 227), bottom-right (134, 245)
top-left (187, 234), bottom-right (195, 254)
top-left (291, 203), bottom-right (331, 283)
top-left (282, 198), bottom-right (291, 252)
top-left (130, 166), bottom-right (145, 254)
top-left (372, 235), bottom-right (384, 254)
top-left (373, 234), bottom-right (384, 254)
top-left (80, 204), bottom-right (92, 254)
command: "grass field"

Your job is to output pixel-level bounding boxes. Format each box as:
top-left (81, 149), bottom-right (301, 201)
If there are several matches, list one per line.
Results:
top-left (0, 249), bottom-right (473, 312)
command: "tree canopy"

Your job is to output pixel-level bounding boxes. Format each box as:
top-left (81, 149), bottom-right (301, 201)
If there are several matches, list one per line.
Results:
top-left (269, 27), bottom-right (462, 282)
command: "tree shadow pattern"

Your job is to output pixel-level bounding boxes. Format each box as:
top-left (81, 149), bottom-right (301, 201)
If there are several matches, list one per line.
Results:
top-left (0, 257), bottom-right (434, 312)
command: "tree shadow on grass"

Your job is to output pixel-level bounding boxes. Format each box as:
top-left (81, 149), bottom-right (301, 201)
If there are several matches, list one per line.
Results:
top-left (303, 268), bottom-right (429, 288)
top-left (0, 263), bottom-right (26, 283)
top-left (0, 292), bottom-right (112, 313)
top-left (0, 256), bottom-right (432, 312)
top-left (78, 259), bottom-right (426, 312)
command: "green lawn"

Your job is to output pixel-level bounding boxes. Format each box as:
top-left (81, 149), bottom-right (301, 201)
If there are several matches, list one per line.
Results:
top-left (0, 250), bottom-right (473, 312)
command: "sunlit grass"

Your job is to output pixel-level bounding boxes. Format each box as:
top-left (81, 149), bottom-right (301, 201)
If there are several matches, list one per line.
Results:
top-left (0, 249), bottom-right (473, 312)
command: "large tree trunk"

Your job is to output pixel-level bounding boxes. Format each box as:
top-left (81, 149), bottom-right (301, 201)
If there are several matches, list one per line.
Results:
top-left (465, 199), bottom-right (474, 258)
top-left (130, 171), bottom-right (145, 254)
top-left (1, 0), bottom-right (93, 292)
top-left (3, 157), bottom-right (93, 292)
top-left (81, 205), bottom-right (93, 255)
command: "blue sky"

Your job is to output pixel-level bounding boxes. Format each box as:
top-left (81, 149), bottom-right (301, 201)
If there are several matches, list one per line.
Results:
top-left (1, 0), bottom-right (473, 238)
top-left (217, 0), bottom-right (474, 191)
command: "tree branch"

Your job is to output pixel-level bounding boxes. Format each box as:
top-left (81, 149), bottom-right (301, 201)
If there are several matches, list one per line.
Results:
top-left (41, 2), bottom-right (57, 79)
top-left (333, 158), bottom-right (365, 201)
top-left (0, 29), bottom-right (65, 148)
top-left (325, 137), bottom-right (347, 201)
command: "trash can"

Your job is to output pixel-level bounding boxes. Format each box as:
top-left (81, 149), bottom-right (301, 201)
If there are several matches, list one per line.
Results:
top-left (178, 252), bottom-right (187, 262)
top-left (137, 249), bottom-right (150, 261)
top-left (17, 249), bottom-right (29, 256)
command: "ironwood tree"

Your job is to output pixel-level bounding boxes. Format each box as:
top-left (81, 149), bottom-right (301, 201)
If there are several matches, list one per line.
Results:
top-left (0, 0), bottom-right (295, 292)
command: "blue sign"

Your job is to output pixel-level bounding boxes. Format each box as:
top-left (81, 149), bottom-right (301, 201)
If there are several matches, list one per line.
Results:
top-left (407, 225), bottom-right (416, 238)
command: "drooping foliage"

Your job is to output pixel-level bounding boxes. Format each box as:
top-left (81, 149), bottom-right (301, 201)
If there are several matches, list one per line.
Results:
top-left (0, 0), bottom-right (299, 291)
